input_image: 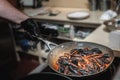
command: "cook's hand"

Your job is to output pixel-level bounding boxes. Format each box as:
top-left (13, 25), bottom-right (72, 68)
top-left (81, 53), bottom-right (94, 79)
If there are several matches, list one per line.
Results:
top-left (21, 18), bottom-right (40, 37)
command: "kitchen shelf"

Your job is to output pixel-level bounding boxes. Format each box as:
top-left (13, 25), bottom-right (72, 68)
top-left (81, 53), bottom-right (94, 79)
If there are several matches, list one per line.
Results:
top-left (36, 19), bottom-right (101, 28)
top-left (38, 22), bottom-right (97, 41)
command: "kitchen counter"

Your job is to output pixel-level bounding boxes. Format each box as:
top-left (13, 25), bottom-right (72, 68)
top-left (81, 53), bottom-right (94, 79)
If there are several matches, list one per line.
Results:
top-left (83, 25), bottom-right (120, 57)
top-left (23, 7), bottom-right (120, 57)
top-left (23, 7), bottom-right (103, 25)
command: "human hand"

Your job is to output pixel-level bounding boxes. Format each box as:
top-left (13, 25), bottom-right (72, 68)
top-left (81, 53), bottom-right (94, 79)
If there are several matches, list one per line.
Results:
top-left (21, 18), bottom-right (40, 37)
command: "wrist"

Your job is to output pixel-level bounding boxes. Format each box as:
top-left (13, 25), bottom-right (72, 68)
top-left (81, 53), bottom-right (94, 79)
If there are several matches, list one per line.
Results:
top-left (17, 16), bottom-right (30, 24)
top-left (21, 18), bottom-right (34, 26)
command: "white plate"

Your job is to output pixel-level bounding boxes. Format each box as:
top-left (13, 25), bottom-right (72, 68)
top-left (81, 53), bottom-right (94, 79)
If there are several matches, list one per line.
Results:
top-left (67, 11), bottom-right (90, 19)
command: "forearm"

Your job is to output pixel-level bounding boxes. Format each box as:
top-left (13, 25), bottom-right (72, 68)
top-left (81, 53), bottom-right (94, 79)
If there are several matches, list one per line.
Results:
top-left (0, 0), bottom-right (29, 24)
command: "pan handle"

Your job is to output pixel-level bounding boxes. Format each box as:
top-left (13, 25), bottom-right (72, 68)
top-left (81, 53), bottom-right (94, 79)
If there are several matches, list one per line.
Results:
top-left (38, 37), bottom-right (58, 51)
top-left (28, 60), bottom-right (48, 75)
top-left (31, 35), bottom-right (58, 51)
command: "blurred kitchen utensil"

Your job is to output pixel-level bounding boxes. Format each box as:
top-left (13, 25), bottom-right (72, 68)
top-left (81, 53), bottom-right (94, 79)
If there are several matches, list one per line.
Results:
top-left (99, 0), bottom-right (111, 11)
top-left (88, 0), bottom-right (98, 11)
top-left (115, 0), bottom-right (120, 14)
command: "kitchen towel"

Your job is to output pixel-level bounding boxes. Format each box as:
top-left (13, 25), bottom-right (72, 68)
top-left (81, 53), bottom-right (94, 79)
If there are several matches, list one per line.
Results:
top-left (100, 10), bottom-right (117, 21)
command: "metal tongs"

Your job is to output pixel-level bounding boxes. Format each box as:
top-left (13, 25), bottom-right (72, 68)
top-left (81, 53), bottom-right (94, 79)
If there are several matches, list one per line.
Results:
top-left (32, 35), bottom-right (58, 51)
top-left (28, 35), bottom-right (58, 74)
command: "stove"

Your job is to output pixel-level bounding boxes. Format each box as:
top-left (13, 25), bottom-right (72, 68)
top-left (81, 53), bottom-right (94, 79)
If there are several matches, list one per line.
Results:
top-left (40, 57), bottom-right (120, 80)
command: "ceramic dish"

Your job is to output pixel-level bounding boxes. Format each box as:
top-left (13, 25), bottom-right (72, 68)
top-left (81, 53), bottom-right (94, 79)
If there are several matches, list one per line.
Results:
top-left (67, 11), bottom-right (90, 20)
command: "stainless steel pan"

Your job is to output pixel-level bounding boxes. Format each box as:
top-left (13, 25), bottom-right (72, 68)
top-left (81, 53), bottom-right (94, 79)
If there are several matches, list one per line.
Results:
top-left (31, 34), bottom-right (114, 78)
top-left (47, 41), bottom-right (114, 78)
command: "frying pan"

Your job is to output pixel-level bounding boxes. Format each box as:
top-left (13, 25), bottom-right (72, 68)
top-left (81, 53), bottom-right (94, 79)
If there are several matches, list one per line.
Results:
top-left (47, 41), bottom-right (114, 78)
top-left (31, 34), bottom-right (114, 79)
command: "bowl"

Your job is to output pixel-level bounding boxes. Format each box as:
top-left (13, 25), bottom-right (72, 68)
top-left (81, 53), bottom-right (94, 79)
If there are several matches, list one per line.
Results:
top-left (103, 19), bottom-right (120, 32)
